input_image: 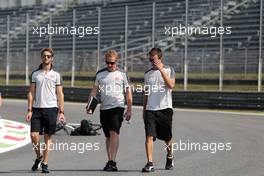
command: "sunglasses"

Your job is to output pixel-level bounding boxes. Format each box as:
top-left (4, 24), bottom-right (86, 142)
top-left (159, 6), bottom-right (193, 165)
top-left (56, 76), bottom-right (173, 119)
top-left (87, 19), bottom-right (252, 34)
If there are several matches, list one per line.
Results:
top-left (105, 61), bottom-right (116, 65)
top-left (42, 55), bottom-right (52, 59)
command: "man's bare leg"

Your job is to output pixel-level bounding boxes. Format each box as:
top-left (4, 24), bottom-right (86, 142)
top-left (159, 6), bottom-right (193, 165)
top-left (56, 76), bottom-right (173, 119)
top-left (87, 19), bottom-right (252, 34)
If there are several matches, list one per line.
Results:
top-left (31, 132), bottom-right (41, 158)
top-left (109, 131), bottom-right (119, 161)
top-left (43, 134), bottom-right (52, 164)
top-left (145, 136), bottom-right (154, 162)
top-left (106, 137), bottom-right (111, 160)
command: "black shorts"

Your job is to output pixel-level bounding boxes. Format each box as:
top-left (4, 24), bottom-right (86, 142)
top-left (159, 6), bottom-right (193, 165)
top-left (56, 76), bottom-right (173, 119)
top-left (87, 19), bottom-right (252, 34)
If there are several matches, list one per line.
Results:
top-left (144, 108), bottom-right (173, 141)
top-left (31, 107), bottom-right (58, 135)
top-left (100, 107), bottom-right (125, 137)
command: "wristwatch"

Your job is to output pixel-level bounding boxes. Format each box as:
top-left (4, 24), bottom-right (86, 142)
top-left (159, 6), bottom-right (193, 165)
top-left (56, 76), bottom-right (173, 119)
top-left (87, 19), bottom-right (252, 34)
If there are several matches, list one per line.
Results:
top-left (59, 110), bottom-right (64, 114)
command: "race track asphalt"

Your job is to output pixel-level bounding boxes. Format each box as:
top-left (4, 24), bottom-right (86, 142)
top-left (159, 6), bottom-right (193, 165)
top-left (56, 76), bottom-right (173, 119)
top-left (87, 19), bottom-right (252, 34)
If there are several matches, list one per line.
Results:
top-left (0, 99), bottom-right (264, 176)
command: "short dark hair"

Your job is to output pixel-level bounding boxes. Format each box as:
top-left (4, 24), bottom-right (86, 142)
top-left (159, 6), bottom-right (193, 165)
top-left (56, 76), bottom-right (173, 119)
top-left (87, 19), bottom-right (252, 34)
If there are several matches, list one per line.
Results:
top-left (148, 48), bottom-right (162, 59)
top-left (41, 48), bottom-right (54, 57)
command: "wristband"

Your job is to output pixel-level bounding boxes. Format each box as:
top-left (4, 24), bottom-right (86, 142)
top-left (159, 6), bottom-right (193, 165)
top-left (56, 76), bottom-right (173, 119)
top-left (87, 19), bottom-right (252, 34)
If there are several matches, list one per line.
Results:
top-left (59, 110), bottom-right (64, 114)
top-left (28, 109), bottom-right (32, 112)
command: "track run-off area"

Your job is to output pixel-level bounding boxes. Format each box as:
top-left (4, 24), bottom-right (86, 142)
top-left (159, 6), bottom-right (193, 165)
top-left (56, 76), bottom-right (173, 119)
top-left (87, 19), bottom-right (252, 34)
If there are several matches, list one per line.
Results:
top-left (0, 99), bottom-right (264, 176)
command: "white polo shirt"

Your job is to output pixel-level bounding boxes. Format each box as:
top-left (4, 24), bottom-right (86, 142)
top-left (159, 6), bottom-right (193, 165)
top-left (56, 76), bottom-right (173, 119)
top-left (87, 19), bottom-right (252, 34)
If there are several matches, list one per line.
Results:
top-left (95, 67), bottom-right (130, 110)
top-left (144, 65), bottom-right (175, 110)
top-left (31, 66), bottom-right (62, 108)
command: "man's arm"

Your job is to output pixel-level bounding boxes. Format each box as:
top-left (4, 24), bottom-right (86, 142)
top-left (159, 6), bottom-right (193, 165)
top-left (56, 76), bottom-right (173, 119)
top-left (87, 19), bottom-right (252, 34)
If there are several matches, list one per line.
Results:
top-left (25, 83), bottom-right (35, 122)
top-left (56, 85), bottom-right (64, 113)
top-left (56, 85), bottom-right (65, 122)
top-left (89, 84), bottom-right (99, 97)
top-left (126, 87), bottom-right (132, 110)
top-left (154, 59), bottom-right (175, 89)
top-left (159, 69), bottom-right (175, 89)
top-left (124, 86), bottom-right (132, 121)
top-left (143, 94), bottom-right (148, 119)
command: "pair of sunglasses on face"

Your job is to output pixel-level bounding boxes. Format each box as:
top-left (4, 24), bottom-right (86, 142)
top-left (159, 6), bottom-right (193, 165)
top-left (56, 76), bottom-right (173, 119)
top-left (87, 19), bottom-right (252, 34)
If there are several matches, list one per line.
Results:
top-left (42, 55), bottom-right (52, 59)
top-left (105, 61), bottom-right (116, 65)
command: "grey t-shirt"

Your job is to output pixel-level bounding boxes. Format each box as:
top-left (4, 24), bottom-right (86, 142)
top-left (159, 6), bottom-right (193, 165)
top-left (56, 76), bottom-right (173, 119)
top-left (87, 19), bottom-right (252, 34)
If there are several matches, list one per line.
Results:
top-left (144, 65), bottom-right (175, 110)
top-left (95, 68), bottom-right (130, 110)
top-left (31, 68), bottom-right (62, 108)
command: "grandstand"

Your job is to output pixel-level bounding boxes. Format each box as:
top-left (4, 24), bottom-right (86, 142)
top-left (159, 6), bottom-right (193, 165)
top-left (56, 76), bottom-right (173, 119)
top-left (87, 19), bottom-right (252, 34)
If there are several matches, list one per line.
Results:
top-left (0, 0), bottom-right (262, 74)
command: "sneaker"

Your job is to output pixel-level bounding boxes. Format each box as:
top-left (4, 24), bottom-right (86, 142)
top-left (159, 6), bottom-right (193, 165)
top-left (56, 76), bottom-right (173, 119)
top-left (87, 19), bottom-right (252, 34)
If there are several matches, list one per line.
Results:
top-left (41, 163), bottom-right (50, 173)
top-left (103, 160), bottom-right (118, 171)
top-left (142, 162), bottom-right (154, 172)
top-left (31, 155), bottom-right (43, 171)
top-left (165, 155), bottom-right (174, 170)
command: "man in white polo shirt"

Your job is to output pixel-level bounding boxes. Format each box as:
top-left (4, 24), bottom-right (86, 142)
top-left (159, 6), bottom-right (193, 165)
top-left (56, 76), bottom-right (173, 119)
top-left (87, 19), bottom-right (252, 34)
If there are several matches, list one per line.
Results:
top-left (25, 48), bottom-right (65, 173)
top-left (142, 48), bottom-right (175, 172)
top-left (88, 50), bottom-right (132, 171)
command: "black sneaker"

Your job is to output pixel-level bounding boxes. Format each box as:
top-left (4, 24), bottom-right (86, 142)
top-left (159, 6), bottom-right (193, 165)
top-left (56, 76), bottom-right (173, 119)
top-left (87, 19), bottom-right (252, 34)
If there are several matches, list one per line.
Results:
top-left (103, 160), bottom-right (118, 171)
top-left (165, 155), bottom-right (174, 170)
top-left (41, 163), bottom-right (50, 173)
top-left (142, 162), bottom-right (154, 172)
top-left (31, 155), bottom-right (43, 171)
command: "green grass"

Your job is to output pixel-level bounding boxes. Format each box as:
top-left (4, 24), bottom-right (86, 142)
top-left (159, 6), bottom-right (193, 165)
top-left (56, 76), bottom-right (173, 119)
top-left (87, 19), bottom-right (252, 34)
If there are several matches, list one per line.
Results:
top-left (175, 84), bottom-right (263, 92)
top-left (63, 80), bottom-right (93, 88)
top-left (0, 79), bottom-right (27, 85)
top-left (2, 78), bottom-right (264, 92)
top-left (64, 72), bottom-right (260, 80)
top-left (1, 72), bottom-right (261, 80)
top-left (175, 72), bottom-right (260, 80)
top-left (0, 71), bottom-right (263, 91)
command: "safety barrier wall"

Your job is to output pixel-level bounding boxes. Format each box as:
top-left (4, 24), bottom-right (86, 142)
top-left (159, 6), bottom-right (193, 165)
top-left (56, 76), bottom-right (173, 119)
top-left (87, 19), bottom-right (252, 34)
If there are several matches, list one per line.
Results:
top-left (0, 86), bottom-right (264, 110)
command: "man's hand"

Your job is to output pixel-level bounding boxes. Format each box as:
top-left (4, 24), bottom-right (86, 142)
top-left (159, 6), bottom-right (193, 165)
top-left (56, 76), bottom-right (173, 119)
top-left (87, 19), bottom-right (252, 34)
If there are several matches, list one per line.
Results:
top-left (86, 101), bottom-right (93, 115)
top-left (153, 58), bottom-right (164, 71)
top-left (124, 109), bottom-right (132, 122)
top-left (86, 108), bottom-right (93, 115)
top-left (58, 112), bottom-right (66, 123)
top-left (25, 112), bottom-right (32, 123)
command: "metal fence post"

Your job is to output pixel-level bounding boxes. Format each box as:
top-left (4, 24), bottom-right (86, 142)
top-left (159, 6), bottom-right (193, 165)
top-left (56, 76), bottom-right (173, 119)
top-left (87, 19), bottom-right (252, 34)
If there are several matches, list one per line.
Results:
top-left (6, 15), bottom-right (10, 85)
top-left (219, 0), bottom-right (224, 91)
top-left (184, 0), bottom-right (189, 91)
top-left (49, 15), bottom-right (52, 48)
top-left (258, 0), bottom-right (263, 92)
top-left (26, 13), bottom-right (29, 85)
top-left (71, 9), bottom-right (76, 87)
top-left (152, 2), bottom-right (155, 48)
top-left (124, 5), bottom-right (128, 72)
top-left (97, 7), bottom-right (101, 71)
